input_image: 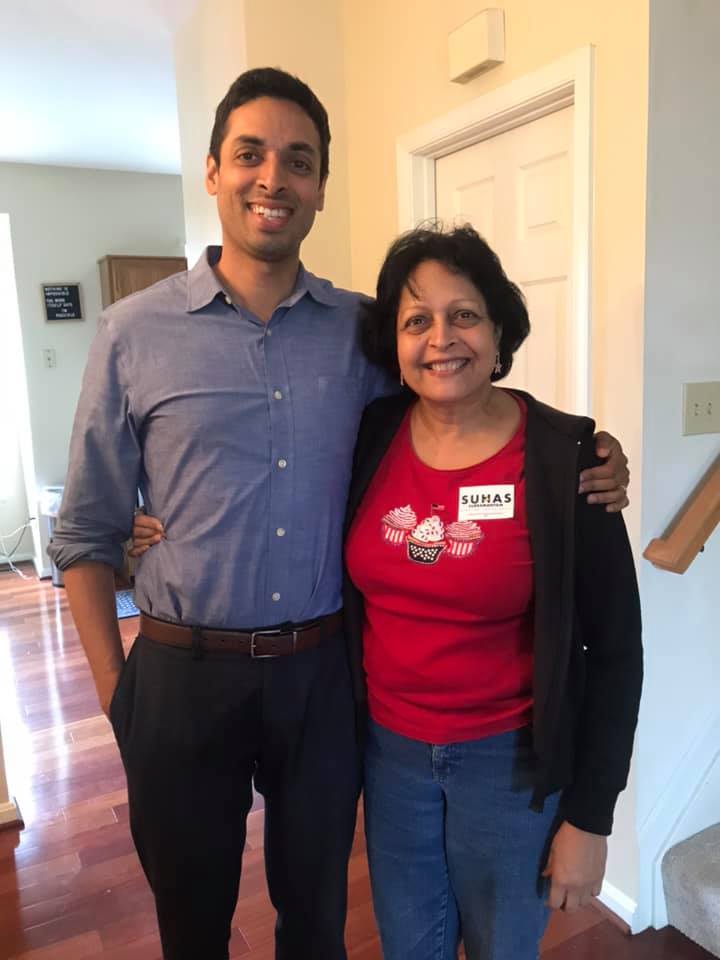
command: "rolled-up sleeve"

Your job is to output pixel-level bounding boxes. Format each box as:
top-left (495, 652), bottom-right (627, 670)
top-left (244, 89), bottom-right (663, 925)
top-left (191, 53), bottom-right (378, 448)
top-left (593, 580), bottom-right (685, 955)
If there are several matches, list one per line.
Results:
top-left (47, 315), bottom-right (141, 572)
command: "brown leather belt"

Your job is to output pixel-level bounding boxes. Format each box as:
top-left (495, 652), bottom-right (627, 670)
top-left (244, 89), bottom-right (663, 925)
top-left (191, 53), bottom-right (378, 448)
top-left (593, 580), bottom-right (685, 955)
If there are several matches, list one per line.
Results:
top-left (139, 610), bottom-right (343, 658)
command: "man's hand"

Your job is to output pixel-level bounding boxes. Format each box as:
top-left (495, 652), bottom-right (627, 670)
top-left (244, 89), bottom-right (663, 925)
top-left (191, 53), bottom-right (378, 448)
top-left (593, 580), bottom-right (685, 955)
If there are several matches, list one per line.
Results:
top-left (98, 669), bottom-right (122, 718)
top-left (543, 821), bottom-right (607, 912)
top-left (578, 431), bottom-right (630, 512)
top-left (129, 512), bottom-right (164, 557)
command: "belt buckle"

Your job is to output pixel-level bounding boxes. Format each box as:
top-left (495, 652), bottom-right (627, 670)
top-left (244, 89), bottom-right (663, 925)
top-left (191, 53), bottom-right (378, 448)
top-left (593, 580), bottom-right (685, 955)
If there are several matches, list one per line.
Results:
top-left (250, 628), bottom-right (297, 658)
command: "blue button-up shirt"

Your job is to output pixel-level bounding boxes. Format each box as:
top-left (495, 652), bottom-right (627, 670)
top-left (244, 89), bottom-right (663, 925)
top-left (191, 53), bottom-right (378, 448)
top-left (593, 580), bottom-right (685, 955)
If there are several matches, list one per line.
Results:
top-left (48, 247), bottom-right (392, 627)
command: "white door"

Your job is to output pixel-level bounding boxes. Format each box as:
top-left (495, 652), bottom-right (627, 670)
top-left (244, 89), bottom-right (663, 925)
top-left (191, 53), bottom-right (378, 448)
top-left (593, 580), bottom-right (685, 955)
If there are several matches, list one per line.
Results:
top-left (434, 107), bottom-right (573, 410)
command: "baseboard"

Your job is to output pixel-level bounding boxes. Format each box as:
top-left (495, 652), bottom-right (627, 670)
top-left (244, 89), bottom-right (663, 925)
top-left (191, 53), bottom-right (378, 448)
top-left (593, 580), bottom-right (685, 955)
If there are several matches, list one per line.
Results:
top-left (598, 880), bottom-right (637, 931)
top-left (0, 552), bottom-right (33, 569)
top-left (0, 798), bottom-right (24, 831)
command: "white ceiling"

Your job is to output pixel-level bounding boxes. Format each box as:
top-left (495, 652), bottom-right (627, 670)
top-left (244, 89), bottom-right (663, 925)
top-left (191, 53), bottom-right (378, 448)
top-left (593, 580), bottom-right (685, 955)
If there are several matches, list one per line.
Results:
top-left (0, 0), bottom-right (198, 175)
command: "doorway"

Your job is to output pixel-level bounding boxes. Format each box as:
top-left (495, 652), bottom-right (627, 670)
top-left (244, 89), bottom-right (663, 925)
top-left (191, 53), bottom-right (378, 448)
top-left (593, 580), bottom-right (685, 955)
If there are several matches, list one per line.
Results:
top-left (435, 106), bottom-right (573, 409)
top-left (396, 47), bottom-right (594, 415)
top-left (0, 213), bottom-right (36, 571)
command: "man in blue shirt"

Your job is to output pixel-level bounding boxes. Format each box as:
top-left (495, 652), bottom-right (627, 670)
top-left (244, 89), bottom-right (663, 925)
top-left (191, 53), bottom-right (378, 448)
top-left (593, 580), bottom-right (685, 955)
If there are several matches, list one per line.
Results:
top-left (49, 69), bottom-right (629, 960)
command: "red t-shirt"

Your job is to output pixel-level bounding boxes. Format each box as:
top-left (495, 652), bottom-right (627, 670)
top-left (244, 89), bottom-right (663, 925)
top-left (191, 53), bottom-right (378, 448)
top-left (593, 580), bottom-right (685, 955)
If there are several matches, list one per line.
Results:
top-left (345, 398), bottom-right (534, 744)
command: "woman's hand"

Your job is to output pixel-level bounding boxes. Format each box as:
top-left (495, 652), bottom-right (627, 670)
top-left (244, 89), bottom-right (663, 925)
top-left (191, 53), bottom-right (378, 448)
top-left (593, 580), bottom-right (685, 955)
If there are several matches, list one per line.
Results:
top-left (128, 512), bottom-right (164, 557)
top-left (579, 431), bottom-right (630, 512)
top-left (543, 820), bottom-right (607, 912)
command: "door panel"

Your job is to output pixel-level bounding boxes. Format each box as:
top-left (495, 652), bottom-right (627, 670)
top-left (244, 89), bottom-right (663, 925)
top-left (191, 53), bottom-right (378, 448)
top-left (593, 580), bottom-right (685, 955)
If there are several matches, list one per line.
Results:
top-left (435, 107), bottom-right (573, 409)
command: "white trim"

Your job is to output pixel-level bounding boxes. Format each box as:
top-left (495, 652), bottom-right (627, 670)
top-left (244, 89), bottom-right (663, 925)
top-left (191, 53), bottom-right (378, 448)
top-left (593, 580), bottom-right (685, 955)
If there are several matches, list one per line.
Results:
top-left (0, 798), bottom-right (22, 828)
top-left (34, 557), bottom-right (52, 579)
top-left (396, 46), bottom-right (595, 415)
top-left (599, 880), bottom-right (638, 930)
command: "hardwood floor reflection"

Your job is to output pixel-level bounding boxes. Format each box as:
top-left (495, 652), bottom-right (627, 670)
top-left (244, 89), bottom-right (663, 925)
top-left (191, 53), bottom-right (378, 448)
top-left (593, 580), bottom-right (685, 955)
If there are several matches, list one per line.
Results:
top-left (0, 565), bottom-right (713, 959)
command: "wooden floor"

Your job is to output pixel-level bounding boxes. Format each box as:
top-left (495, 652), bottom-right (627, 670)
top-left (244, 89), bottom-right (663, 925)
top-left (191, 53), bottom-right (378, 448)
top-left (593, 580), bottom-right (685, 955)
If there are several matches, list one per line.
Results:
top-left (0, 564), bottom-right (714, 960)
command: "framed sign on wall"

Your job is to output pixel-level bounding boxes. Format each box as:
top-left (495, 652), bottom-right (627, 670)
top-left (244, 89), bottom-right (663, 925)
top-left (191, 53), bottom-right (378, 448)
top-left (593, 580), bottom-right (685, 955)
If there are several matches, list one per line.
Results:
top-left (41, 283), bottom-right (83, 321)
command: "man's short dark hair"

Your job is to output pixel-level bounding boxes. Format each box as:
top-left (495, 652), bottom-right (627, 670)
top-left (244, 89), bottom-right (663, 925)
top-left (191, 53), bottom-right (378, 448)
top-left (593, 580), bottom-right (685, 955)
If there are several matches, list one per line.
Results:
top-left (209, 67), bottom-right (330, 182)
top-left (360, 224), bottom-right (530, 381)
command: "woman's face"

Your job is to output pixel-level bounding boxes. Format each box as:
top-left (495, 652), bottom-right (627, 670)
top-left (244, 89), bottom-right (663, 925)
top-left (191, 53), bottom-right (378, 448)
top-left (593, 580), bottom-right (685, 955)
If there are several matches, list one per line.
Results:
top-left (396, 260), bottom-right (500, 406)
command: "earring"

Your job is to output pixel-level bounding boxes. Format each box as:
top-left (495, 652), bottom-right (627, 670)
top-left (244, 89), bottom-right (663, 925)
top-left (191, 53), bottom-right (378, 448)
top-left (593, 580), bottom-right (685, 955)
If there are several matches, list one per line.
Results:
top-left (493, 352), bottom-right (501, 375)
top-left (400, 371), bottom-right (404, 386)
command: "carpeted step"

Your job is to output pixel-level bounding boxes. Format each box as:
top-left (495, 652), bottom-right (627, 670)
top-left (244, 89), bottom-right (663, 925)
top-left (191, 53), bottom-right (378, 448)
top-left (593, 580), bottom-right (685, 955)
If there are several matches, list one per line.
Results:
top-left (663, 824), bottom-right (720, 958)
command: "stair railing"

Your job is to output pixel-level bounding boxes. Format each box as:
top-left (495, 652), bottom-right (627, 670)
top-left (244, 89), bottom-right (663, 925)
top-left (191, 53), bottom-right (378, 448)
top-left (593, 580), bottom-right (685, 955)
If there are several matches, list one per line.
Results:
top-left (643, 454), bottom-right (720, 574)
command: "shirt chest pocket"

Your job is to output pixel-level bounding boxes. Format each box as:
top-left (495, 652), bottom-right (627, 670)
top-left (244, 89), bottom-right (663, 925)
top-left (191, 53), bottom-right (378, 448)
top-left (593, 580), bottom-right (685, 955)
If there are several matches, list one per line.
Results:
top-left (311, 376), bottom-right (365, 458)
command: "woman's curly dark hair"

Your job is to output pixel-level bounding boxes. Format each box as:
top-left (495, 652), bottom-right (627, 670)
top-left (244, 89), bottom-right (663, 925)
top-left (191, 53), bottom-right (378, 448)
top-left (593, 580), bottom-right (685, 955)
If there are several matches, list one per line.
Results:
top-left (360, 223), bottom-right (529, 381)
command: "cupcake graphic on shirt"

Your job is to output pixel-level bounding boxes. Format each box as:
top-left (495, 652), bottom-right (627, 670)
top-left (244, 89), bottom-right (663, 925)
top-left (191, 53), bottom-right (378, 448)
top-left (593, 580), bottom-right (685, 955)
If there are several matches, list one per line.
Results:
top-left (445, 520), bottom-right (484, 558)
top-left (406, 515), bottom-right (446, 565)
top-left (381, 505), bottom-right (417, 545)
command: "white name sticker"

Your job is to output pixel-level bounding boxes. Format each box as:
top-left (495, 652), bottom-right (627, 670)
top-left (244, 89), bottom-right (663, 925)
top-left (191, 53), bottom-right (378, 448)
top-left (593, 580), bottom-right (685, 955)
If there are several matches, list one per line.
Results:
top-left (458, 484), bottom-right (515, 521)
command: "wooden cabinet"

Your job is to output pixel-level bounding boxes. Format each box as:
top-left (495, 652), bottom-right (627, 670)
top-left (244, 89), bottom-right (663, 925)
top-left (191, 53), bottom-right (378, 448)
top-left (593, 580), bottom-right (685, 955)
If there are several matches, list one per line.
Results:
top-left (98, 255), bottom-right (187, 307)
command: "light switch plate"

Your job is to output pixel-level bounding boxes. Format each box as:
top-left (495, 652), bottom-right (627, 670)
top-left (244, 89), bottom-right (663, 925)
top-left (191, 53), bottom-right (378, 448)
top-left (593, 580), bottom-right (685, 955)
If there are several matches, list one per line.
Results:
top-left (683, 381), bottom-right (720, 435)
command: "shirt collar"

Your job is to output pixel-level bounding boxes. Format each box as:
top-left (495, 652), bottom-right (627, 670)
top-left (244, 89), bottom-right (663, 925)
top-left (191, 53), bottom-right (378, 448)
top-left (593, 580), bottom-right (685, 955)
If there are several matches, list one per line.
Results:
top-left (186, 246), bottom-right (226, 312)
top-left (295, 265), bottom-right (341, 307)
top-left (186, 246), bottom-right (341, 313)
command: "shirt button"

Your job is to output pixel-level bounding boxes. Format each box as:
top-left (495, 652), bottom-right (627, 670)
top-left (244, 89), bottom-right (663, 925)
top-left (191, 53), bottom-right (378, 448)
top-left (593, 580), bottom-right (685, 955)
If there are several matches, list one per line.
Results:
top-left (276, 527), bottom-right (286, 537)
top-left (277, 458), bottom-right (287, 469)
top-left (273, 390), bottom-right (283, 400)
top-left (266, 328), bottom-right (273, 337)
top-left (272, 592), bottom-right (281, 602)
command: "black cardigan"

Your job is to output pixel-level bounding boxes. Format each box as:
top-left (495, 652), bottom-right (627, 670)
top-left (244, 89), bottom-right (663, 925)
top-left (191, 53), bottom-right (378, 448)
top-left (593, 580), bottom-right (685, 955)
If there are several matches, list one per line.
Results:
top-left (342, 389), bottom-right (642, 836)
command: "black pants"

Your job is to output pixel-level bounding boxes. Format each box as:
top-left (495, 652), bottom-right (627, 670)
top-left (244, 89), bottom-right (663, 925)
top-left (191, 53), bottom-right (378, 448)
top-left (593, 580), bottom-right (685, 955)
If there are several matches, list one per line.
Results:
top-left (109, 626), bottom-right (362, 960)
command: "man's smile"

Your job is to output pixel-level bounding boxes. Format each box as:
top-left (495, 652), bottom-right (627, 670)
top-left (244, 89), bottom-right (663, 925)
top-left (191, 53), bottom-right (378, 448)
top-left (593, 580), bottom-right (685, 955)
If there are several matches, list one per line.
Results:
top-left (248, 202), bottom-right (293, 224)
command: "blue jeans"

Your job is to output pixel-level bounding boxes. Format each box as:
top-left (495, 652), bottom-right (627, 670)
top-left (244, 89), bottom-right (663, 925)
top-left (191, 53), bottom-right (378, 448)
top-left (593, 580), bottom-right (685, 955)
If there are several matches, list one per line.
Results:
top-left (363, 720), bottom-right (560, 960)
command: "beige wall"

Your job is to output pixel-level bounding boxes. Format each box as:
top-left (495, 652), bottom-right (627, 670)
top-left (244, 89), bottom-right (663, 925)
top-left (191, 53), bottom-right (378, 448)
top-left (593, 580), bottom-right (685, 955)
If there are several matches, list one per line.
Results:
top-left (244, 0), bottom-right (353, 289)
top-left (174, 0), bottom-right (248, 266)
top-left (174, 0), bottom-right (353, 289)
top-left (341, 0), bottom-right (649, 907)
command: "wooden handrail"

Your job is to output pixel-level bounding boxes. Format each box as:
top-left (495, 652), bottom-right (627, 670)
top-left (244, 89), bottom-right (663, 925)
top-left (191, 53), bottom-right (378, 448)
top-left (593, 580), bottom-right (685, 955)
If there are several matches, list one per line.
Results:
top-left (643, 454), bottom-right (720, 574)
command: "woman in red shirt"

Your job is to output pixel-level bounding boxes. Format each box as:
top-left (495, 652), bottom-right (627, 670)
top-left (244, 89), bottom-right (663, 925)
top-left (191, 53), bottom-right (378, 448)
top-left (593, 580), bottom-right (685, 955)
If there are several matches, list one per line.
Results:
top-left (131, 225), bottom-right (640, 960)
top-left (341, 225), bottom-right (641, 960)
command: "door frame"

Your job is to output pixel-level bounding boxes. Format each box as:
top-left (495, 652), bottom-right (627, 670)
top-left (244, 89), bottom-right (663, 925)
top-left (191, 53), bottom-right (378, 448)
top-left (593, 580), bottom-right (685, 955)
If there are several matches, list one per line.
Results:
top-left (396, 46), bottom-right (595, 415)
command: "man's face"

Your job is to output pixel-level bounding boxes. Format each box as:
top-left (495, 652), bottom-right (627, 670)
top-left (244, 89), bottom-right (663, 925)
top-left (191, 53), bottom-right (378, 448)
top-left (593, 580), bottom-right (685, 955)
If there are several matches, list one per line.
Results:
top-left (205, 96), bottom-right (326, 265)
